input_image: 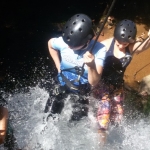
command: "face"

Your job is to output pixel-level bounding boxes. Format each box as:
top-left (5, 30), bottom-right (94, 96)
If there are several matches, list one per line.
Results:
top-left (115, 40), bottom-right (129, 51)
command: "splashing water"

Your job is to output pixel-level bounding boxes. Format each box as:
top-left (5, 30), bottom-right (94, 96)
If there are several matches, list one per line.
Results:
top-left (104, 117), bottom-right (150, 150)
top-left (1, 57), bottom-right (150, 150)
top-left (2, 84), bottom-right (149, 150)
top-left (4, 86), bottom-right (100, 150)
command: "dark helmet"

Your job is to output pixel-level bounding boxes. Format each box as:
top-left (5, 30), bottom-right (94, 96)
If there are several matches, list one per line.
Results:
top-left (62, 14), bottom-right (94, 47)
top-left (114, 19), bottom-right (137, 43)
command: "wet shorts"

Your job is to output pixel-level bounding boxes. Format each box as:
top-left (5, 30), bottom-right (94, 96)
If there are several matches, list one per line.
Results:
top-left (92, 81), bottom-right (124, 130)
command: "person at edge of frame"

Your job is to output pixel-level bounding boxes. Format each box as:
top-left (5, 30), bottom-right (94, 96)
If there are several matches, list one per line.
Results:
top-left (0, 95), bottom-right (8, 146)
top-left (0, 94), bottom-right (21, 149)
top-left (92, 19), bottom-right (150, 134)
top-left (45, 13), bottom-right (107, 120)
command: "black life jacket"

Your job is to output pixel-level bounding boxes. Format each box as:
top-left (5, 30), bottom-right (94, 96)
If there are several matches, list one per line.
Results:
top-left (102, 38), bottom-right (132, 87)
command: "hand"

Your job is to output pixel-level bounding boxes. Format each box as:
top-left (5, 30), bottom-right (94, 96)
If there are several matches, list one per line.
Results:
top-left (83, 51), bottom-right (95, 68)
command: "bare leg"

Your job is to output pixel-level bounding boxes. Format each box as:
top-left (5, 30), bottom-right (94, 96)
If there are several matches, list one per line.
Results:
top-left (98, 129), bottom-right (108, 146)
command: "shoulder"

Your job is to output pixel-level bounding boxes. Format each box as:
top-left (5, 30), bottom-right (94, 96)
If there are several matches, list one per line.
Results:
top-left (90, 40), bottom-right (106, 58)
top-left (101, 37), bottom-right (113, 51)
top-left (50, 36), bottom-right (65, 45)
top-left (90, 40), bottom-right (106, 50)
top-left (50, 36), bottom-right (68, 50)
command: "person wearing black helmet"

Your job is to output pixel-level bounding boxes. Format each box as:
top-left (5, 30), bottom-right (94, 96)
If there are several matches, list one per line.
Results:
top-left (48, 14), bottom-right (106, 86)
top-left (93, 19), bottom-right (150, 132)
top-left (46, 14), bottom-right (106, 117)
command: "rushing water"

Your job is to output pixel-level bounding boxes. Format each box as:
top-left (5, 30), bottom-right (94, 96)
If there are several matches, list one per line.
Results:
top-left (0, 56), bottom-right (150, 150)
top-left (4, 86), bottom-right (100, 150)
top-left (1, 0), bottom-right (150, 149)
top-left (2, 85), bottom-right (150, 150)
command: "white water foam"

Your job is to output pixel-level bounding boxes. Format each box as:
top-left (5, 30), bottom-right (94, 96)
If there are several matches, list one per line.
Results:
top-left (6, 86), bottom-right (100, 150)
top-left (3, 86), bottom-right (150, 150)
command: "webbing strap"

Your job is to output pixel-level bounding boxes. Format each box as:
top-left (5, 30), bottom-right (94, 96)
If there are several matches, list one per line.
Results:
top-left (61, 66), bottom-right (85, 76)
top-left (60, 66), bottom-right (85, 90)
top-left (60, 72), bottom-right (79, 91)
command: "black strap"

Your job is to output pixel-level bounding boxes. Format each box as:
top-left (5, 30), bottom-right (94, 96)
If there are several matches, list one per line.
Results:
top-left (89, 0), bottom-right (117, 53)
top-left (81, 0), bottom-right (117, 72)
top-left (60, 66), bottom-right (85, 90)
top-left (60, 72), bottom-right (79, 91)
top-left (61, 66), bottom-right (85, 77)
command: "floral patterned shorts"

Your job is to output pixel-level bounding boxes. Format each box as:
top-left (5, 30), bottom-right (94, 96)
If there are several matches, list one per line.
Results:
top-left (92, 81), bottom-right (124, 130)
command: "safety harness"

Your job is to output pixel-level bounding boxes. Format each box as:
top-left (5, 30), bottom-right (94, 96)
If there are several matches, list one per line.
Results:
top-left (60, 66), bottom-right (85, 91)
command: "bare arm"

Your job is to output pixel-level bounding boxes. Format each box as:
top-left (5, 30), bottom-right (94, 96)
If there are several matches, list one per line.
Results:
top-left (130, 29), bottom-right (150, 53)
top-left (83, 51), bottom-right (103, 86)
top-left (88, 63), bottom-right (103, 86)
top-left (48, 39), bottom-right (61, 72)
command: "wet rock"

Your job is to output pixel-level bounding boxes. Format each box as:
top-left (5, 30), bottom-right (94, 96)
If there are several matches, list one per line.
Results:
top-left (138, 74), bottom-right (150, 96)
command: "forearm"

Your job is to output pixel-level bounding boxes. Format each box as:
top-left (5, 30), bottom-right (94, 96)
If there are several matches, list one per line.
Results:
top-left (50, 49), bottom-right (61, 72)
top-left (87, 64), bottom-right (102, 86)
top-left (48, 40), bottom-right (61, 72)
top-left (133, 35), bottom-right (150, 52)
top-left (140, 36), bottom-right (150, 51)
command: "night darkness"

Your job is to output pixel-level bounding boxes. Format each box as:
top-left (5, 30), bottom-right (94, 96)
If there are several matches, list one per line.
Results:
top-left (1, 0), bottom-right (150, 92)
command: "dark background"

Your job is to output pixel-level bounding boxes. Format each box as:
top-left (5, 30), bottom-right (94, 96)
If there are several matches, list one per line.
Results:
top-left (0, 0), bottom-right (150, 92)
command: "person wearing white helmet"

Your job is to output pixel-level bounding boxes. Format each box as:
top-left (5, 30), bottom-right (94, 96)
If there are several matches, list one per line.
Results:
top-left (93, 19), bottom-right (150, 131)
